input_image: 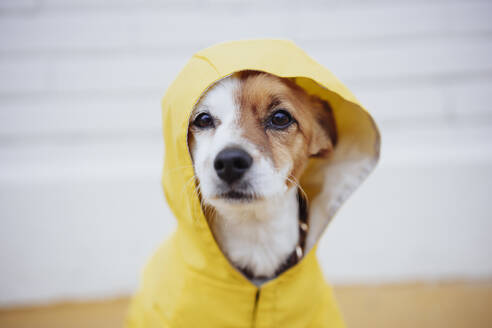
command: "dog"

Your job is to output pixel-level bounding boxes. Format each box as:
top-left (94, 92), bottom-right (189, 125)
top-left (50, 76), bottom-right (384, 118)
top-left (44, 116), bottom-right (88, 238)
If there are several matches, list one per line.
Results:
top-left (188, 70), bottom-right (337, 282)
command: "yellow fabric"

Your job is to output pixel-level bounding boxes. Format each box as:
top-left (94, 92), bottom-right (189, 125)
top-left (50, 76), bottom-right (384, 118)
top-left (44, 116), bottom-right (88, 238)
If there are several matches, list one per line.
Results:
top-left (126, 39), bottom-right (380, 328)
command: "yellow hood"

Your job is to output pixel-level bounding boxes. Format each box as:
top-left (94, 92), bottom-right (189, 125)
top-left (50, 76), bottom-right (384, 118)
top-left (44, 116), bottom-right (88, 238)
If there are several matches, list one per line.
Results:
top-left (126, 39), bottom-right (380, 328)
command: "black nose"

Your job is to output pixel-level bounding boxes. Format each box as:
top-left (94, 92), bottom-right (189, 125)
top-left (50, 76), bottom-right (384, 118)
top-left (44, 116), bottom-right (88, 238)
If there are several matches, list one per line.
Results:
top-left (214, 148), bottom-right (253, 184)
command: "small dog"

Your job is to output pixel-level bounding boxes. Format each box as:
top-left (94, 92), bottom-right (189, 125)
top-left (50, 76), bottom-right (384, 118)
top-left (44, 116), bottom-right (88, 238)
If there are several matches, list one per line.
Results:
top-left (188, 71), bottom-right (337, 281)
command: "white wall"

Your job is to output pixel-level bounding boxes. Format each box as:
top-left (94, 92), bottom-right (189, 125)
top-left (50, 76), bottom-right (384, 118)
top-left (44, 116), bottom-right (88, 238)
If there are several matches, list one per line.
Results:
top-left (1, 0), bottom-right (491, 306)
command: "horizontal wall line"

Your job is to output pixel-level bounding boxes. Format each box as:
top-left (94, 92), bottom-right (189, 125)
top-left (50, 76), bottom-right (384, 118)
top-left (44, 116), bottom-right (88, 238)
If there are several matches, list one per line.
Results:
top-left (0, 31), bottom-right (491, 60)
top-left (346, 69), bottom-right (492, 89)
top-left (0, 88), bottom-right (163, 101)
top-left (1, 69), bottom-right (491, 101)
top-left (1, 0), bottom-right (489, 16)
top-left (0, 128), bottom-right (162, 146)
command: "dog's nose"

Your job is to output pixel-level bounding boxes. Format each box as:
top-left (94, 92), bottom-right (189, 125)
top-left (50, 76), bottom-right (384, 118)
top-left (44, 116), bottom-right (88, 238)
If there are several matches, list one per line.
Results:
top-left (214, 148), bottom-right (253, 184)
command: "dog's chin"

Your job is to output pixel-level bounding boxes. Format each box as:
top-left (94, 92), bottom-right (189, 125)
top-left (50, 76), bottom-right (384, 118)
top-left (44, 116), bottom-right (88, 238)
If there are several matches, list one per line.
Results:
top-left (221, 190), bottom-right (256, 201)
top-left (204, 188), bottom-right (265, 208)
top-left (213, 190), bottom-right (259, 204)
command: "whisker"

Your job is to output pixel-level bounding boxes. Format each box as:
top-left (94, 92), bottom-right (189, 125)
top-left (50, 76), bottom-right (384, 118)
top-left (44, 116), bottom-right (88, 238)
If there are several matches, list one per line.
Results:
top-left (181, 174), bottom-right (197, 196)
top-left (188, 178), bottom-right (209, 225)
top-left (287, 175), bottom-right (309, 206)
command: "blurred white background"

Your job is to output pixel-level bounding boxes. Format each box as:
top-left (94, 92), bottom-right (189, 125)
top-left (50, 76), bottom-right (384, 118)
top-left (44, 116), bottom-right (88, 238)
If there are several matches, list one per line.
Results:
top-left (1, 0), bottom-right (491, 307)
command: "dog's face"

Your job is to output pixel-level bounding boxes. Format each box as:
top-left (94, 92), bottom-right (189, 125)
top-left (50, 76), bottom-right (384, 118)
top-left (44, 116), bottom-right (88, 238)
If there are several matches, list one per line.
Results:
top-left (188, 71), bottom-right (336, 210)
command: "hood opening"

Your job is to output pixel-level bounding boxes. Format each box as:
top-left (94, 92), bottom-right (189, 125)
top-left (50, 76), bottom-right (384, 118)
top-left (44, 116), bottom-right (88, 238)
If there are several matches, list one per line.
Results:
top-left (292, 77), bottom-right (381, 251)
top-left (185, 72), bottom-right (380, 254)
top-left (160, 40), bottom-right (381, 281)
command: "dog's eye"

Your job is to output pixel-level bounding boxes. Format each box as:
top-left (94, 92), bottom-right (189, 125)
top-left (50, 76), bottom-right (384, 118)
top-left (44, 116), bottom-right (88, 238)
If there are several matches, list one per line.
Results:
top-left (193, 113), bottom-right (214, 129)
top-left (269, 110), bottom-right (293, 129)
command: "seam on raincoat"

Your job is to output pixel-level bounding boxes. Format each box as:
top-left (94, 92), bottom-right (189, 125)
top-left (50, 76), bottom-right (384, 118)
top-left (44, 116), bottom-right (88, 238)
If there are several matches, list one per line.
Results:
top-left (194, 54), bottom-right (221, 76)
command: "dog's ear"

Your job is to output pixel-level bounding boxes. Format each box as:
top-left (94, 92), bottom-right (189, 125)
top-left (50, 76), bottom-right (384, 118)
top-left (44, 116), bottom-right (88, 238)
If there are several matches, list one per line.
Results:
top-left (309, 98), bottom-right (337, 158)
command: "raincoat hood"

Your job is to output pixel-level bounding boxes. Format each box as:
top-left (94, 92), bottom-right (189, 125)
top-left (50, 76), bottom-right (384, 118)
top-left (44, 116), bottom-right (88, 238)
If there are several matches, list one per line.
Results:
top-left (127, 39), bottom-right (380, 328)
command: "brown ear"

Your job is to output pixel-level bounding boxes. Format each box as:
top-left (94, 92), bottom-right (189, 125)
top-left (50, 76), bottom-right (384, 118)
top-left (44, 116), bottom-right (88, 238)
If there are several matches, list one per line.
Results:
top-left (309, 99), bottom-right (338, 158)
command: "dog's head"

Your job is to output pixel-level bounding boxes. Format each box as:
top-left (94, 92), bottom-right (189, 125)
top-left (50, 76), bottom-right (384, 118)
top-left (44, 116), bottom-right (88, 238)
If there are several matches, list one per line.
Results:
top-left (188, 71), bottom-right (337, 211)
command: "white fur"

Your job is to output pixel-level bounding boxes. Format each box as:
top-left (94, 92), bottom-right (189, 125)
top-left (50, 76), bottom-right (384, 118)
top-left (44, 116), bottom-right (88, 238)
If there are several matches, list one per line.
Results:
top-left (210, 188), bottom-right (299, 279)
top-left (189, 76), bottom-right (299, 279)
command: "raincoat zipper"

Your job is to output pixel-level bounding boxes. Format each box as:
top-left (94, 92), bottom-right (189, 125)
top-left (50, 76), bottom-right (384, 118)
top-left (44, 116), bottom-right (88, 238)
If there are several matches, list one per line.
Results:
top-left (252, 288), bottom-right (260, 327)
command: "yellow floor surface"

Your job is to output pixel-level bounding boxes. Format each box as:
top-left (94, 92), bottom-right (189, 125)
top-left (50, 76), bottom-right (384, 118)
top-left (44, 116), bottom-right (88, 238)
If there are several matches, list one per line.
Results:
top-left (0, 281), bottom-right (491, 328)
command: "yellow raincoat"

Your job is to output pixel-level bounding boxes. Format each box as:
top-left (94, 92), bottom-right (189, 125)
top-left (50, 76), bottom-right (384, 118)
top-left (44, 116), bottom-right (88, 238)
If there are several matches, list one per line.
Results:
top-left (126, 39), bottom-right (380, 328)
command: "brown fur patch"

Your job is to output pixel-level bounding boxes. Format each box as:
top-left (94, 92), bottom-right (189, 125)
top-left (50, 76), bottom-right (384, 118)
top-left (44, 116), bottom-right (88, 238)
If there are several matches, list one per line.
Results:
top-left (234, 71), bottom-right (337, 186)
